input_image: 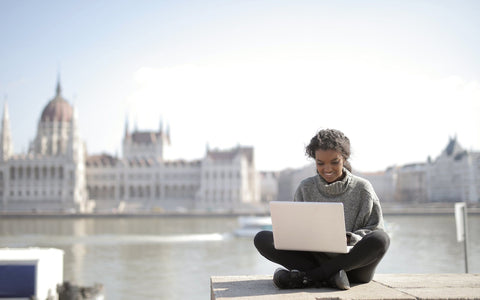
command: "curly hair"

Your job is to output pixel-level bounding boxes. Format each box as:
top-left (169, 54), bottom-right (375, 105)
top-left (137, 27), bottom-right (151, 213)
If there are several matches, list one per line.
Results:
top-left (305, 128), bottom-right (352, 171)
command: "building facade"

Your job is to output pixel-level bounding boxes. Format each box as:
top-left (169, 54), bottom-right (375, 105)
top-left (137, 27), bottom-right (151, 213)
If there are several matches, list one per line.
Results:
top-left (427, 137), bottom-right (479, 203)
top-left (359, 167), bottom-right (397, 202)
top-left (0, 83), bottom-right (88, 212)
top-left (86, 142), bottom-right (259, 212)
top-left (1, 81), bottom-right (260, 213)
top-left (395, 163), bottom-right (427, 203)
top-left (359, 138), bottom-right (479, 203)
top-left (259, 171), bottom-right (279, 203)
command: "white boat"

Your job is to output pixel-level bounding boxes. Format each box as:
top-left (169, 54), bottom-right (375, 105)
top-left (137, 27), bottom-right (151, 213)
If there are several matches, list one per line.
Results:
top-left (234, 216), bottom-right (272, 237)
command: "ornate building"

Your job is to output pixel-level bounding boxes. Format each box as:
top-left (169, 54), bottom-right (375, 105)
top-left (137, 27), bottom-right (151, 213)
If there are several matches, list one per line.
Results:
top-left (86, 137), bottom-right (259, 212)
top-left (357, 137), bottom-right (479, 203)
top-left (0, 80), bottom-right (259, 213)
top-left (0, 82), bottom-right (88, 212)
top-left (427, 137), bottom-right (479, 203)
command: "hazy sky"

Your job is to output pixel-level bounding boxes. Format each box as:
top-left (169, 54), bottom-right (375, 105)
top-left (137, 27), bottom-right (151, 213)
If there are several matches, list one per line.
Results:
top-left (1, 0), bottom-right (479, 172)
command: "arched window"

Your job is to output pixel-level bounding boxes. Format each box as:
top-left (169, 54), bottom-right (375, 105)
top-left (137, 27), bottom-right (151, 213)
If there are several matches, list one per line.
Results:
top-left (145, 186), bottom-right (151, 198)
top-left (129, 186), bottom-right (135, 197)
top-left (180, 185), bottom-right (186, 197)
top-left (109, 186), bottom-right (115, 199)
top-left (102, 186), bottom-right (107, 199)
top-left (165, 186), bottom-right (171, 197)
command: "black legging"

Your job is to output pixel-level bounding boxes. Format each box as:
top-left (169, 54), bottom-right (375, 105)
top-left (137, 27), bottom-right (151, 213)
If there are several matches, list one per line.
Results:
top-left (254, 229), bottom-right (390, 283)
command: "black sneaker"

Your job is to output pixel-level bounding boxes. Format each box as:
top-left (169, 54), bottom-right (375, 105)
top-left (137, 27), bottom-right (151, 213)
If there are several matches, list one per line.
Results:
top-left (272, 268), bottom-right (313, 289)
top-left (327, 269), bottom-right (350, 290)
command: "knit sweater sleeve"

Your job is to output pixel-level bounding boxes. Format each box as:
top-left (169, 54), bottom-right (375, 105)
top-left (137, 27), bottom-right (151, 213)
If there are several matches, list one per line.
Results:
top-left (347, 181), bottom-right (384, 244)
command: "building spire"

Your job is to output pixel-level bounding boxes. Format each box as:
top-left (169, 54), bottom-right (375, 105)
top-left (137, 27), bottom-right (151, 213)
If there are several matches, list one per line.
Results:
top-left (159, 116), bottom-right (163, 133)
top-left (124, 115), bottom-right (130, 138)
top-left (56, 73), bottom-right (62, 96)
top-left (165, 122), bottom-right (171, 145)
top-left (0, 101), bottom-right (13, 160)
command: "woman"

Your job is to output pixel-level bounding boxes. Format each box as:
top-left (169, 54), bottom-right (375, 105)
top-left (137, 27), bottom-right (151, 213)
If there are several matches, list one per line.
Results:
top-left (254, 128), bottom-right (390, 290)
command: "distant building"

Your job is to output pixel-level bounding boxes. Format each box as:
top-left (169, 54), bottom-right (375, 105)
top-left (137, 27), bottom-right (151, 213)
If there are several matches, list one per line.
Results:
top-left (275, 169), bottom-right (297, 202)
top-left (1, 80), bottom-right (259, 213)
top-left (86, 143), bottom-right (258, 212)
top-left (395, 163), bottom-right (427, 203)
top-left (0, 82), bottom-right (88, 212)
top-left (275, 164), bottom-right (315, 202)
top-left (358, 167), bottom-right (396, 202)
top-left (198, 146), bottom-right (259, 211)
top-left (427, 137), bottom-right (479, 203)
top-left (259, 171), bottom-right (279, 203)
top-left (360, 138), bottom-right (479, 203)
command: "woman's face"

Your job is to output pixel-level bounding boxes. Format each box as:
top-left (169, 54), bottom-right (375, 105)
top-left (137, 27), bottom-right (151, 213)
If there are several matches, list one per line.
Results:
top-left (315, 149), bottom-right (345, 183)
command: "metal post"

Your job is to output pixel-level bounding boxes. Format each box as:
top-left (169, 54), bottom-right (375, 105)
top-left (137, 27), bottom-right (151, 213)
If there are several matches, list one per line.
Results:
top-left (462, 205), bottom-right (469, 273)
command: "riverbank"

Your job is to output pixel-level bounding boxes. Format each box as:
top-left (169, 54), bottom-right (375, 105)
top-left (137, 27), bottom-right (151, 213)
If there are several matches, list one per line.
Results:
top-left (1, 202), bottom-right (479, 218)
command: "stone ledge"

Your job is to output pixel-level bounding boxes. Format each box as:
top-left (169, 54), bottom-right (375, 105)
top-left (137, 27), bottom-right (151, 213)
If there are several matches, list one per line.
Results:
top-left (211, 274), bottom-right (480, 300)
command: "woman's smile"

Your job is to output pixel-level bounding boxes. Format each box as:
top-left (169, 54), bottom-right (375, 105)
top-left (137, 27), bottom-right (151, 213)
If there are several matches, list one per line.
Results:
top-left (315, 149), bottom-right (344, 183)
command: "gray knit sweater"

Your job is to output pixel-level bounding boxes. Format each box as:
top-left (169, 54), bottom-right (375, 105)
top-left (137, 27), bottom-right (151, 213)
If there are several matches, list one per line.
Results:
top-left (294, 168), bottom-right (384, 245)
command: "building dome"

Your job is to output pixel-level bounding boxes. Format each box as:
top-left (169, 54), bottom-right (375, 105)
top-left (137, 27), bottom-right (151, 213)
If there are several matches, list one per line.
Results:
top-left (40, 81), bottom-right (73, 122)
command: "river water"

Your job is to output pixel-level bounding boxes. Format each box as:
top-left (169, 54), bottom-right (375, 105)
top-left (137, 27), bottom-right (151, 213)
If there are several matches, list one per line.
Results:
top-left (0, 214), bottom-right (479, 299)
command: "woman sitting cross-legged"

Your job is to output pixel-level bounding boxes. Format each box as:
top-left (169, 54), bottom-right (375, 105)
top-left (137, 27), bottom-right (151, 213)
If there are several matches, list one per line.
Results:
top-left (254, 128), bottom-right (390, 290)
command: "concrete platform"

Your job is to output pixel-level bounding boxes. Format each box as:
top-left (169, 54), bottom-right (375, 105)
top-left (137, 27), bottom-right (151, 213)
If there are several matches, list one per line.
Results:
top-left (211, 273), bottom-right (480, 300)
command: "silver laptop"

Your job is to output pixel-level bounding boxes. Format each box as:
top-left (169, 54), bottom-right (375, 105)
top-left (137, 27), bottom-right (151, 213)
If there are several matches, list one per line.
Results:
top-left (270, 201), bottom-right (352, 253)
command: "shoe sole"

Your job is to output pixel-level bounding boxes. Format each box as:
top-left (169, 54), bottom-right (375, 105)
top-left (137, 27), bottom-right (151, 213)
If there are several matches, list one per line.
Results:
top-left (334, 270), bottom-right (350, 290)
